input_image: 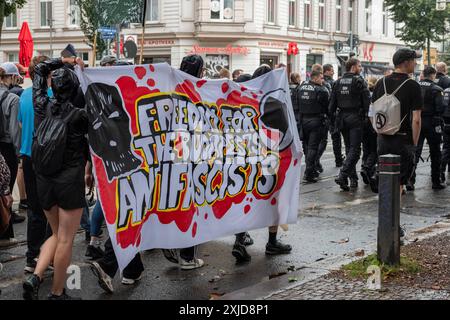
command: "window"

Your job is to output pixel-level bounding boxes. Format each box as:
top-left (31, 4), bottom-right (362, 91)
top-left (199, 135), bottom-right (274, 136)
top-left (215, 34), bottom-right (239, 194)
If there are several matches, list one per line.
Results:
top-left (211, 0), bottom-right (234, 20)
top-left (4, 13), bottom-right (17, 29)
top-left (146, 0), bottom-right (159, 22)
top-left (40, 0), bottom-right (53, 27)
top-left (306, 54), bottom-right (323, 73)
top-left (318, 0), bottom-right (325, 30)
top-left (289, 0), bottom-right (296, 26)
top-left (266, 0), bottom-right (276, 23)
top-left (382, 1), bottom-right (388, 36)
top-left (348, 0), bottom-right (353, 32)
top-left (304, 0), bottom-right (311, 29)
top-left (68, 0), bottom-right (81, 26)
top-left (365, 0), bottom-right (372, 34)
top-left (7, 53), bottom-right (19, 62)
top-left (336, 0), bottom-right (342, 32)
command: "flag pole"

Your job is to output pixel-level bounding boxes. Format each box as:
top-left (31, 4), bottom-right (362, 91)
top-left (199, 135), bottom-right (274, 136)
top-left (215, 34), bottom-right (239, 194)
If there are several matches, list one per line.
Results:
top-left (139, 0), bottom-right (147, 65)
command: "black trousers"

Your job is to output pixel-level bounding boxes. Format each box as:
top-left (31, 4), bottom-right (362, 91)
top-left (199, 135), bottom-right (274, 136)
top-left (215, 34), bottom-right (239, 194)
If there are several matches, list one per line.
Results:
top-left (99, 237), bottom-right (144, 279)
top-left (339, 113), bottom-right (362, 178)
top-left (362, 120), bottom-right (378, 177)
top-left (22, 156), bottom-right (51, 263)
top-left (413, 117), bottom-right (442, 184)
top-left (301, 117), bottom-right (324, 177)
top-left (441, 119), bottom-right (450, 174)
top-left (330, 125), bottom-right (344, 163)
top-left (0, 142), bottom-right (17, 239)
top-left (316, 122), bottom-right (329, 166)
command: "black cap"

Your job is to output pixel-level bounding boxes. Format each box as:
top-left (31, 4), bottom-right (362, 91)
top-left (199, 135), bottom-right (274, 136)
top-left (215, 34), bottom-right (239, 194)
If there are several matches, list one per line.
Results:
top-left (100, 55), bottom-right (118, 66)
top-left (61, 44), bottom-right (77, 58)
top-left (393, 48), bottom-right (422, 66)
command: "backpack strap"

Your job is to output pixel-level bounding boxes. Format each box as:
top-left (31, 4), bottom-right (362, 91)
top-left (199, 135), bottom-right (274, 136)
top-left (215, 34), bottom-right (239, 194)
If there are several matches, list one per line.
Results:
top-left (0, 91), bottom-right (9, 108)
top-left (391, 78), bottom-right (413, 96)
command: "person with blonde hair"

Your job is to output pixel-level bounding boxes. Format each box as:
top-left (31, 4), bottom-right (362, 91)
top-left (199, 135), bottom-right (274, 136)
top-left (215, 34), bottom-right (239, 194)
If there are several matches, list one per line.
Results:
top-left (219, 68), bottom-right (231, 79)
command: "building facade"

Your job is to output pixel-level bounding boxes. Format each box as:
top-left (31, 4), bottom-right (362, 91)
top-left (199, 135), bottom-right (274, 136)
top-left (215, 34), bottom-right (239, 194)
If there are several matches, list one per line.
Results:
top-left (1, 0), bottom-right (423, 78)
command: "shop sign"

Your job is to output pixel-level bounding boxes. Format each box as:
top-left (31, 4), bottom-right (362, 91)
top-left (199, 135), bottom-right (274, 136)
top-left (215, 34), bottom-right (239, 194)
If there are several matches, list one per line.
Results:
top-left (258, 41), bottom-right (287, 49)
top-left (187, 45), bottom-right (250, 56)
top-left (310, 47), bottom-right (326, 55)
top-left (144, 39), bottom-right (175, 46)
top-left (362, 43), bottom-right (375, 62)
top-left (287, 42), bottom-right (299, 55)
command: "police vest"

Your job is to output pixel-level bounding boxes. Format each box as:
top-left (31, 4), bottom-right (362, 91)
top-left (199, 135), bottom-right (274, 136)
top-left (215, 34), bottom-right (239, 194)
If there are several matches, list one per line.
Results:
top-left (443, 88), bottom-right (450, 118)
top-left (298, 82), bottom-right (323, 115)
top-left (336, 75), bottom-right (360, 110)
top-left (289, 84), bottom-right (301, 124)
top-left (419, 80), bottom-right (440, 116)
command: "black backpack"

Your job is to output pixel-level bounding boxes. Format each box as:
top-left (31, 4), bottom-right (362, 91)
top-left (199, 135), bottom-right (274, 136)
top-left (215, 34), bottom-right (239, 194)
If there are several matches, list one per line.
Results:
top-left (32, 105), bottom-right (74, 176)
top-left (0, 91), bottom-right (9, 139)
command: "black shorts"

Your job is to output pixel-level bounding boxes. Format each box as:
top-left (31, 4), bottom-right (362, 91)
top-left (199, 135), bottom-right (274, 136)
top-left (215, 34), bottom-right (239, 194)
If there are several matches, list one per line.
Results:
top-left (36, 165), bottom-right (86, 211)
top-left (377, 135), bottom-right (415, 185)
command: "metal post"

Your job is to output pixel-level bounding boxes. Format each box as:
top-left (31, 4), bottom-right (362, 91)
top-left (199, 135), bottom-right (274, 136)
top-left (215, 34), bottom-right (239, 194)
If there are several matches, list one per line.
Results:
top-left (377, 154), bottom-right (401, 266)
top-left (116, 24), bottom-right (121, 60)
top-left (49, 19), bottom-right (53, 58)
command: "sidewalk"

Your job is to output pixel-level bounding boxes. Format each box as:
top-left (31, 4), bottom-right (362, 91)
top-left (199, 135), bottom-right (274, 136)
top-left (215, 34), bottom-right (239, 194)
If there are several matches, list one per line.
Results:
top-left (265, 229), bottom-right (450, 300)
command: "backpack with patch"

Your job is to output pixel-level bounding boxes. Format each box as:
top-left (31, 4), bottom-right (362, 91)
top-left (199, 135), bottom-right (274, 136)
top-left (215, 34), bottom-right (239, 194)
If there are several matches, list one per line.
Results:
top-left (32, 105), bottom-right (73, 176)
top-left (371, 77), bottom-right (411, 135)
top-left (0, 91), bottom-right (10, 139)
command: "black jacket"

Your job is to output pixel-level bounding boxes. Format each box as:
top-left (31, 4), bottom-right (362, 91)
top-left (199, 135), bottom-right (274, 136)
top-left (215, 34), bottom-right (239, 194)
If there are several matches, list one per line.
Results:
top-left (33, 58), bottom-right (89, 170)
top-left (436, 73), bottom-right (450, 90)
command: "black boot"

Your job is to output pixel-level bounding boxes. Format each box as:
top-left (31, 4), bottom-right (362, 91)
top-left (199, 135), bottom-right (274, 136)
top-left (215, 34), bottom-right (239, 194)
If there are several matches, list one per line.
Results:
top-left (350, 177), bottom-right (358, 189)
top-left (360, 168), bottom-right (370, 185)
top-left (432, 182), bottom-right (446, 190)
top-left (335, 173), bottom-right (349, 191)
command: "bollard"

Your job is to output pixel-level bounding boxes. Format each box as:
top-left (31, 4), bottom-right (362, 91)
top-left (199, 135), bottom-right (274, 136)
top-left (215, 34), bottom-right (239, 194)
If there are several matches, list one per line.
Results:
top-left (377, 154), bottom-right (401, 266)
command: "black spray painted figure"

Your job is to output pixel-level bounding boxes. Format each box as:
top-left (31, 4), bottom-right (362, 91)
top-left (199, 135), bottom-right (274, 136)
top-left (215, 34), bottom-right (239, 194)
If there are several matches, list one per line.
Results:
top-left (85, 83), bottom-right (142, 181)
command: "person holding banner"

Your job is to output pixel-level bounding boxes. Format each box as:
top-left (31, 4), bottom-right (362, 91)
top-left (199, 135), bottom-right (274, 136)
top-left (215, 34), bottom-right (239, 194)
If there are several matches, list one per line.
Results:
top-left (23, 56), bottom-right (87, 300)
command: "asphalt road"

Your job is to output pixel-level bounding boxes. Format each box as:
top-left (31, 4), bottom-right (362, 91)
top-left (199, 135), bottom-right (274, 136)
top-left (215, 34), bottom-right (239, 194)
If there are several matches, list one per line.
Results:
top-left (1, 143), bottom-right (449, 300)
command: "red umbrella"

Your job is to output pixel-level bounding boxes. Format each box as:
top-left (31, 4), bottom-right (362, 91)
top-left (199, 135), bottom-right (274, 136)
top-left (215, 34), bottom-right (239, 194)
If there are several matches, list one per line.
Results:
top-left (18, 21), bottom-right (34, 70)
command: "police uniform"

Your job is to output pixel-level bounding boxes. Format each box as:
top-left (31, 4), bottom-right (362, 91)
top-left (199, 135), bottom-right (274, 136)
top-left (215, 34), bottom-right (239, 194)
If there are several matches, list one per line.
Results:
top-left (412, 79), bottom-right (446, 189)
top-left (289, 83), bottom-right (302, 137)
top-left (316, 75), bottom-right (343, 172)
top-left (329, 73), bottom-right (371, 191)
top-left (440, 87), bottom-right (450, 182)
top-left (297, 81), bottom-right (330, 182)
top-left (436, 73), bottom-right (450, 90)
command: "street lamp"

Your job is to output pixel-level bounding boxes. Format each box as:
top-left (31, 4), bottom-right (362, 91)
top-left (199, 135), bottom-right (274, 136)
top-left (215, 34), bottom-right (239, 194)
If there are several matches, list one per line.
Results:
top-left (48, 18), bottom-right (55, 58)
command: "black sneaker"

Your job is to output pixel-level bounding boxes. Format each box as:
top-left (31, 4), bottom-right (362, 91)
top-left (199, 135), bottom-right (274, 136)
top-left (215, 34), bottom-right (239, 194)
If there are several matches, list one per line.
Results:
top-left (369, 176), bottom-right (378, 193)
top-left (12, 212), bottom-right (25, 224)
top-left (232, 242), bottom-right (251, 263)
top-left (47, 289), bottom-right (81, 300)
top-left (335, 174), bottom-right (350, 191)
top-left (432, 182), bottom-right (446, 190)
top-left (406, 182), bottom-right (415, 191)
top-left (23, 274), bottom-right (42, 300)
top-left (360, 169), bottom-right (370, 185)
top-left (85, 231), bottom-right (91, 243)
top-left (304, 176), bottom-right (318, 183)
top-left (335, 158), bottom-right (344, 168)
top-left (315, 163), bottom-right (324, 173)
top-left (24, 259), bottom-right (37, 273)
top-left (265, 240), bottom-right (292, 255)
top-left (85, 245), bottom-right (105, 260)
top-left (242, 232), bottom-right (254, 246)
top-left (161, 249), bottom-right (179, 264)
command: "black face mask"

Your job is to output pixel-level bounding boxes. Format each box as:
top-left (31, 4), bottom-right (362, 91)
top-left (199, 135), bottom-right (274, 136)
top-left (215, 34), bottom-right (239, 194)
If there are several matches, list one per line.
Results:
top-left (85, 83), bottom-right (142, 181)
top-left (51, 68), bottom-right (80, 103)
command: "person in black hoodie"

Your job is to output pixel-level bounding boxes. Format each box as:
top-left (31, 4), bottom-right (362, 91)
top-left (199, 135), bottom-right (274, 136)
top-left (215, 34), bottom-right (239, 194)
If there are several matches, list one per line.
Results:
top-left (23, 56), bottom-right (87, 300)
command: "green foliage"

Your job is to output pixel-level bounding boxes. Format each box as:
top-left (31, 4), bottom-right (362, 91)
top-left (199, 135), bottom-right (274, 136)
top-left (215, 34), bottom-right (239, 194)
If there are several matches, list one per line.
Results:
top-left (385, 0), bottom-right (450, 50)
top-left (0, 0), bottom-right (27, 44)
top-left (76, 0), bottom-right (144, 59)
top-left (342, 253), bottom-right (421, 278)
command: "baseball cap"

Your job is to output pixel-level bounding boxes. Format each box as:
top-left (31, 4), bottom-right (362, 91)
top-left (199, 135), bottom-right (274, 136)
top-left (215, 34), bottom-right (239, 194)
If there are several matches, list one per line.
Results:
top-left (61, 44), bottom-right (77, 58)
top-left (0, 62), bottom-right (23, 79)
top-left (393, 48), bottom-right (422, 66)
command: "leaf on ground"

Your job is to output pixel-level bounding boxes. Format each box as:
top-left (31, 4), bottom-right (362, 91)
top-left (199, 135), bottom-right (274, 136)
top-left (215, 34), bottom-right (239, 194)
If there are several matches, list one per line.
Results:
top-left (209, 293), bottom-right (225, 300)
top-left (288, 277), bottom-right (298, 283)
top-left (355, 249), bottom-right (365, 257)
top-left (331, 238), bottom-right (350, 244)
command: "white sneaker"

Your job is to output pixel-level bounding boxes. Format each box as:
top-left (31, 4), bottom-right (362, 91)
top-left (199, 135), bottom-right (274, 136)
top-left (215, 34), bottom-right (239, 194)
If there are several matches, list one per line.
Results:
top-left (121, 275), bottom-right (142, 285)
top-left (180, 258), bottom-right (205, 270)
top-left (89, 261), bottom-right (114, 293)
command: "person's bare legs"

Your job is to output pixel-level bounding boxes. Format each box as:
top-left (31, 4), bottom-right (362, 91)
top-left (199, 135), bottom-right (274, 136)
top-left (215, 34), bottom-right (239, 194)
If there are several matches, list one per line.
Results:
top-left (33, 205), bottom-right (59, 280)
top-left (17, 161), bottom-right (27, 204)
top-left (51, 207), bottom-right (82, 296)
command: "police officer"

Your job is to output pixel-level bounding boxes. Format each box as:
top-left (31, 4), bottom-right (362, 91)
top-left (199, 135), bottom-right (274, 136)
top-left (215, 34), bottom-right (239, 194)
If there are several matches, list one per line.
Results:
top-left (412, 66), bottom-right (446, 190)
top-left (435, 62), bottom-right (450, 90)
top-left (297, 69), bottom-right (330, 183)
top-left (442, 86), bottom-right (450, 183)
top-left (329, 58), bottom-right (371, 191)
top-left (289, 72), bottom-right (302, 137)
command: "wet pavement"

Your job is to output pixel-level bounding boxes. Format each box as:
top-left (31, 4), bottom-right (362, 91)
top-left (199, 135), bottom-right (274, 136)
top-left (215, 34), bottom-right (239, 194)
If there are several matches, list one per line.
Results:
top-left (1, 144), bottom-right (449, 300)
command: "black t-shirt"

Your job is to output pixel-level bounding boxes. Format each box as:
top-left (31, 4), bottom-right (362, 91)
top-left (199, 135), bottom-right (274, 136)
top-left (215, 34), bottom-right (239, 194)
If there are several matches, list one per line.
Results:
top-left (371, 72), bottom-right (422, 143)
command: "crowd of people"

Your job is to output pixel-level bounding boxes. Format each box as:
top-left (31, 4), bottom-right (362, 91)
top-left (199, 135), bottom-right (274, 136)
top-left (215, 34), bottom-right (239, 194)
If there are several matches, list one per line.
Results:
top-left (0, 44), bottom-right (449, 300)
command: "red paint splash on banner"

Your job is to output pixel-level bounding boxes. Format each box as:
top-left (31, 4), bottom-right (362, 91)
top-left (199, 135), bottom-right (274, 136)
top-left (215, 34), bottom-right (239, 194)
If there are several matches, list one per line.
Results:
top-left (216, 90), bottom-right (259, 109)
top-left (196, 80), bottom-right (207, 88)
top-left (147, 78), bottom-right (155, 87)
top-left (192, 222), bottom-right (198, 238)
top-left (116, 76), bottom-right (159, 135)
top-left (222, 82), bottom-right (229, 94)
top-left (175, 80), bottom-right (202, 104)
top-left (135, 66), bottom-right (147, 79)
top-left (149, 64), bottom-right (155, 72)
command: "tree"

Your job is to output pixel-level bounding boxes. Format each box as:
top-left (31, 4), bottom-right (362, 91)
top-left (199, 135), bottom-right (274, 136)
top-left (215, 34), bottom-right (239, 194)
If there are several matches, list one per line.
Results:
top-left (76, 0), bottom-right (144, 60)
top-left (0, 0), bottom-right (27, 45)
top-left (385, 0), bottom-right (450, 66)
